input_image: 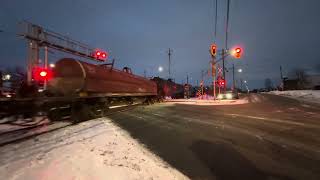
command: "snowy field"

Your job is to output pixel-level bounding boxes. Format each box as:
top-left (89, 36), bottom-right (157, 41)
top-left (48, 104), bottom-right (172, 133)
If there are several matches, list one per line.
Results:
top-left (268, 90), bottom-right (320, 104)
top-left (0, 118), bottom-right (188, 180)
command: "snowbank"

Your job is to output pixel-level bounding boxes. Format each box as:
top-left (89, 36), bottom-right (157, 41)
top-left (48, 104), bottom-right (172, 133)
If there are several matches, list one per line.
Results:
top-left (268, 90), bottom-right (320, 104)
top-left (0, 118), bottom-right (188, 180)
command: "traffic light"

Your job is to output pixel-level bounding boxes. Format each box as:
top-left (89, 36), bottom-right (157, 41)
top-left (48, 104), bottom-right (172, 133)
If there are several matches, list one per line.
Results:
top-left (232, 47), bottom-right (242, 58)
top-left (94, 50), bottom-right (108, 61)
top-left (33, 67), bottom-right (52, 81)
top-left (210, 44), bottom-right (217, 56)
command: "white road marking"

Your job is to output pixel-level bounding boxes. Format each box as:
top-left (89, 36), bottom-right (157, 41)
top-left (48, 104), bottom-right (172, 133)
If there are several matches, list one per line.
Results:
top-left (109, 103), bottom-right (139, 109)
top-left (226, 113), bottom-right (307, 127)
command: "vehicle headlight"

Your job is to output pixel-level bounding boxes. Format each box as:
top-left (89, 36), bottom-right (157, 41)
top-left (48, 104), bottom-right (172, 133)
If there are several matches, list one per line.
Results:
top-left (217, 94), bottom-right (224, 99)
top-left (226, 93), bottom-right (233, 99)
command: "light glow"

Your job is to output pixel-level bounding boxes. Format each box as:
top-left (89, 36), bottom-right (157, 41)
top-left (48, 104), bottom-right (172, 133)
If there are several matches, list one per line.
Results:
top-left (49, 63), bottom-right (55, 68)
top-left (158, 66), bottom-right (163, 72)
top-left (217, 94), bottom-right (224, 99)
top-left (226, 93), bottom-right (233, 99)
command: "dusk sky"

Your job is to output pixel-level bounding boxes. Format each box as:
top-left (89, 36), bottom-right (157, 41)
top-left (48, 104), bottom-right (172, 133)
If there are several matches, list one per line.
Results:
top-left (1, 0), bottom-right (320, 88)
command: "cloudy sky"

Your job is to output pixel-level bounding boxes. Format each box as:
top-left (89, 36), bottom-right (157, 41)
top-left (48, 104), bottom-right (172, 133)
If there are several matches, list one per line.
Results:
top-left (1, 0), bottom-right (320, 88)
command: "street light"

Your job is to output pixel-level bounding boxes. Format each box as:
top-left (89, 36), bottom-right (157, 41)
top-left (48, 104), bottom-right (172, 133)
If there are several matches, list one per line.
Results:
top-left (244, 80), bottom-right (247, 83)
top-left (158, 66), bottom-right (163, 72)
top-left (2, 74), bottom-right (11, 81)
top-left (49, 63), bottom-right (55, 68)
top-left (238, 68), bottom-right (242, 73)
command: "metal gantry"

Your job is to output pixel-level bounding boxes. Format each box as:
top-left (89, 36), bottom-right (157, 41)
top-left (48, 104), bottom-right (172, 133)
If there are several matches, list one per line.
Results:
top-left (18, 21), bottom-right (106, 85)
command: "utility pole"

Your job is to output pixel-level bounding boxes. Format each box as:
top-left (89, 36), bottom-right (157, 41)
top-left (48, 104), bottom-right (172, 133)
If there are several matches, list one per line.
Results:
top-left (211, 55), bottom-right (217, 99)
top-left (222, 0), bottom-right (231, 92)
top-left (187, 74), bottom-right (189, 85)
top-left (280, 65), bottom-right (284, 91)
top-left (201, 70), bottom-right (204, 97)
top-left (144, 69), bottom-right (146, 78)
top-left (280, 65), bottom-right (283, 79)
top-left (222, 49), bottom-right (225, 80)
top-left (232, 63), bottom-right (235, 90)
top-left (168, 48), bottom-right (172, 79)
top-left (43, 46), bottom-right (48, 90)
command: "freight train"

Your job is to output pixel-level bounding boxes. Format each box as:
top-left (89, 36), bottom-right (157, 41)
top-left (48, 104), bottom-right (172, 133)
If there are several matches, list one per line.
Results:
top-left (0, 58), bottom-right (184, 122)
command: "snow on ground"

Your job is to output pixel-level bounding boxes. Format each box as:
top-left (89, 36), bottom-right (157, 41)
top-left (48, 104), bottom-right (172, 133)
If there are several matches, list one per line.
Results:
top-left (268, 90), bottom-right (320, 104)
top-left (165, 98), bottom-right (248, 106)
top-left (0, 118), bottom-right (188, 180)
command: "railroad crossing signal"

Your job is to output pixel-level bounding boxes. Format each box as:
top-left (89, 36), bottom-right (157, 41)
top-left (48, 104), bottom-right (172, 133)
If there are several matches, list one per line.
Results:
top-left (33, 67), bottom-right (52, 81)
top-left (217, 78), bottom-right (226, 87)
top-left (232, 47), bottom-right (242, 58)
top-left (210, 44), bottom-right (217, 56)
top-left (94, 50), bottom-right (108, 61)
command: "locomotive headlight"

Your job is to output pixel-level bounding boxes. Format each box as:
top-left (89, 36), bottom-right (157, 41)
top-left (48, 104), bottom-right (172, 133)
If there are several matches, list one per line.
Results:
top-left (226, 93), bottom-right (233, 99)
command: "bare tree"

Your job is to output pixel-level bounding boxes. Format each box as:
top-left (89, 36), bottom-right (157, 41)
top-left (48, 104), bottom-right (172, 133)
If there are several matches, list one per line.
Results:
top-left (289, 68), bottom-right (309, 89)
top-left (5, 66), bottom-right (26, 92)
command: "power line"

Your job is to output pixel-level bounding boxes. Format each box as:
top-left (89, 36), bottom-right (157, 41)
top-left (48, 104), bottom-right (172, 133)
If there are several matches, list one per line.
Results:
top-left (213, 0), bottom-right (218, 42)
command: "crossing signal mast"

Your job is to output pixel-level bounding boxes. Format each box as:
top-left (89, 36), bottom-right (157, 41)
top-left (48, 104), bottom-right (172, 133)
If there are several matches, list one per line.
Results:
top-left (19, 21), bottom-right (108, 86)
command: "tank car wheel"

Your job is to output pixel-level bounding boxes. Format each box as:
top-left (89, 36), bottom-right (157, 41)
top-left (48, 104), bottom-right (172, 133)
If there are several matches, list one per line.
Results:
top-left (71, 102), bottom-right (90, 123)
top-left (101, 103), bottom-right (109, 116)
top-left (48, 108), bottom-right (62, 121)
top-left (88, 103), bottom-right (106, 118)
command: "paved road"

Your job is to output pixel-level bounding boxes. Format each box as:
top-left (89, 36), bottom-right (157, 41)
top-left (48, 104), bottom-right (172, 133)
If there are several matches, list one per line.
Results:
top-left (107, 94), bottom-right (320, 180)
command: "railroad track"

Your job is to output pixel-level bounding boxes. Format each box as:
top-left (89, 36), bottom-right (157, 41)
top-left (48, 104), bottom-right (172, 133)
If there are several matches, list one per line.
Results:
top-left (0, 103), bottom-right (142, 147)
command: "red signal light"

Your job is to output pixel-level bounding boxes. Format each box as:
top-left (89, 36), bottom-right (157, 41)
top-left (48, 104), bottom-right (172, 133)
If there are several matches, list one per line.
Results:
top-left (232, 47), bottom-right (242, 58)
top-left (210, 44), bottom-right (217, 56)
top-left (93, 50), bottom-right (108, 61)
top-left (33, 67), bottom-right (52, 81)
top-left (217, 79), bottom-right (226, 87)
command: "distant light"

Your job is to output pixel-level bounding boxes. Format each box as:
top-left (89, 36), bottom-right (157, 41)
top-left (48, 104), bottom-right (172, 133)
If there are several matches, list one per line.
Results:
top-left (49, 63), bottom-right (55, 68)
top-left (158, 66), bottom-right (163, 72)
top-left (6, 94), bottom-right (11, 98)
top-left (4, 74), bottom-right (11, 80)
top-left (244, 80), bottom-right (247, 83)
top-left (226, 93), bottom-right (233, 99)
top-left (238, 69), bottom-right (242, 73)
